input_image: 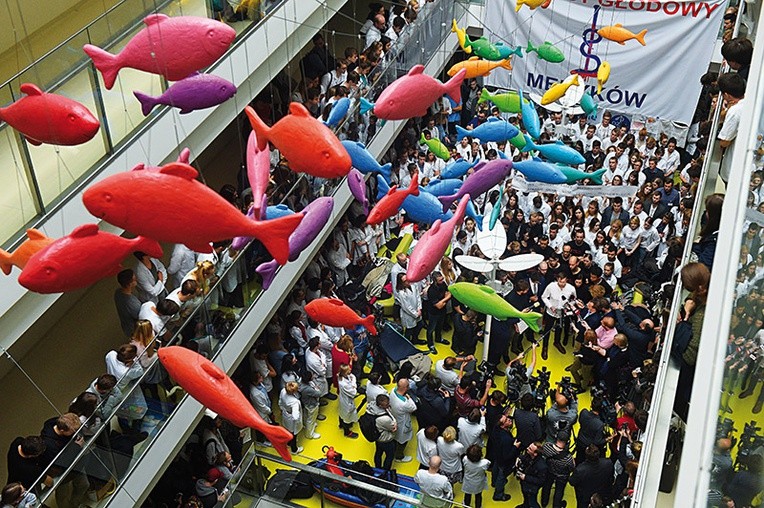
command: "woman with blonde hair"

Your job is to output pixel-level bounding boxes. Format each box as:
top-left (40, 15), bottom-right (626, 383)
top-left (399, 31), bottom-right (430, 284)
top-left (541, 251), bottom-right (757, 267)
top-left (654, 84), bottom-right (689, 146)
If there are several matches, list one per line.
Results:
top-left (184, 260), bottom-right (216, 295)
top-left (606, 219), bottom-right (624, 249)
top-left (437, 426), bottom-right (465, 484)
top-left (440, 256), bottom-right (460, 284)
top-left (130, 319), bottom-right (166, 391)
top-left (279, 381), bottom-right (303, 454)
top-left (337, 364), bottom-right (359, 438)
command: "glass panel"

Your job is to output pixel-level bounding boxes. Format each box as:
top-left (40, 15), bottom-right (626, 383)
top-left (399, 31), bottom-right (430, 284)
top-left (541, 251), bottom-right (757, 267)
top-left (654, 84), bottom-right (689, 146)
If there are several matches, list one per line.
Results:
top-left (703, 94), bottom-right (764, 505)
top-left (21, 69), bottom-right (108, 207)
top-left (0, 125), bottom-right (38, 242)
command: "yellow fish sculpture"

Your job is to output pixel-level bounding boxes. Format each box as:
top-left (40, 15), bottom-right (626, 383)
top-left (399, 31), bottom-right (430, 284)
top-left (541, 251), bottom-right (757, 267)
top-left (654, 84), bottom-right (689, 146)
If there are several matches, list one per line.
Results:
top-left (447, 56), bottom-right (512, 79)
top-left (597, 61), bottom-right (611, 95)
top-left (541, 74), bottom-right (580, 105)
top-left (516, 0), bottom-right (547, 12)
top-left (598, 24), bottom-right (647, 46)
top-left (451, 19), bottom-right (470, 54)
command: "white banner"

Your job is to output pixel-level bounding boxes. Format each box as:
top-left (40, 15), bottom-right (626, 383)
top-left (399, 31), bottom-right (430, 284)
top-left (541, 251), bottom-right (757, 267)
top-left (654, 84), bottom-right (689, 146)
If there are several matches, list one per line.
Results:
top-left (482, 0), bottom-right (725, 124)
top-left (512, 178), bottom-right (639, 197)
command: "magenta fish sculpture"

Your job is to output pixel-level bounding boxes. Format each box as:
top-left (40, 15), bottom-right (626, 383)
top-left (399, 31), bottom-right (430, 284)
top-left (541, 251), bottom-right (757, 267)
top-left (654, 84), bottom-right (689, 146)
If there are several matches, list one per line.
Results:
top-left (133, 73), bottom-right (236, 115)
top-left (257, 197), bottom-right (335, 289)
top-left (407, 196), bottom-right (470, 283)
top-left (347, 168), bottom-right (369, 215)
top-left (360, 65), bottom-right (466, 120)
top-left (84, 15), bottom-right (236, 89)
top-left (247, 130), bottom-right (271, 220)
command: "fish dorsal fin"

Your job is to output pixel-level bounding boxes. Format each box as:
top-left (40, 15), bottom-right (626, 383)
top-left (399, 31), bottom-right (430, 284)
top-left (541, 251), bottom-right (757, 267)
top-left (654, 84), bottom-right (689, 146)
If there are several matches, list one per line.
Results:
top-left (387, 185), bottom-right (399, 196)
top-left (20, 83), bottom-right (43, 96)
top-left (131, 163), bottom-right (146, 171)
top-left (355, 141), bottom-right (366, 149)
top-left (533, 156), bottom-right (542, 162)
top-left (555, 140), bottom-right (564, 145)
top-left (201, 361), bottom-right (226, 380)
top-left (289, 102), bottom-right (312, 117)
top-left (615, 23), bottom-right (623, 27)
top-left (486, 117), bottom-right (500, 122)
top-left (496, 42), bottom-right (504, 46)
top-left (430, 220), bottom-right (442, 234)
top-left (70, 224), bottom-right (99, 238)
top-left (407, 65), bottom-right (425, 76)
top-left (544, 41), bottom-right (553, 46)
top-left (468, 56), bottom-right (479, 61)
top-left (479, 285), bottom-right (496, 295)
top-left (26, 228), bottom-right (48, 241)
top-left (328, 298), bottom-right (345, 306)
top-left (144, 14), bottom-right (169, 26)
top-left (159, 162), bottom-right (199, 180)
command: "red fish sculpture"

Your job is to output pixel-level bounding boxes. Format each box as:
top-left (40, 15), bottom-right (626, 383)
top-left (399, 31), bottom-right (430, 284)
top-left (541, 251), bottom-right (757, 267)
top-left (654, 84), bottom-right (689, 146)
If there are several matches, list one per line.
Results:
top-left (158, 346), bottom-right (294, 461)
top-left (82, 162), bottom-right (302, 264)
top-left (366, 171), bottom-right (420, 225)
top-left (18, 224), bottom-right (162, 293)
top-left (245, 103), bottom-right (351, 179)
top-left (0, 229), bottom-right (55, 275)
top-left (0, 84), bottom-right (100, 146)
top-left (84, 15), bottom-right (236, 89)
top-left (305, 298), bottom-right (378, 335)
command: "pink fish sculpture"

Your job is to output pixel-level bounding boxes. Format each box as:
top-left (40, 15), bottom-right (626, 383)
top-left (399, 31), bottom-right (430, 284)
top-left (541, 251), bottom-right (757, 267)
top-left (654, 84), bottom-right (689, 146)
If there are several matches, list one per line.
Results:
top-left (130, 147), bottom-right (191, 172)
top-left (406, 196), bottom-right (470, 283)
top-left (360, 65), bottom-right (466, 120)
top-left (84, 15), bottom-right (236, 89)
top-left (247, 130), bottom-right (271, 220)
top-left (347, 168), bottom-right (369, 215)
top-left (257, 197), bottom-right (335, 289)
top-left (133, 73), bottom-right (236, 115)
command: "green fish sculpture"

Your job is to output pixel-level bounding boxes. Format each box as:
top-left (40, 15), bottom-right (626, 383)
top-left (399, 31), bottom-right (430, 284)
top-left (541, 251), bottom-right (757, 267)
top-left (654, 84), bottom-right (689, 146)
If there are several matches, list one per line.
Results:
top-left (420, 132), bottom-right (451, 161)
top-left (464, 35), bottom-right (503, 61)
top-left (556, 165), bottom-right (606, 185)
top-left (449, 282), bottom-right (542, 332)
top-left (526, 41), bottom-right (565, 63)
top-left (478, 88), bottom-right (529, 114)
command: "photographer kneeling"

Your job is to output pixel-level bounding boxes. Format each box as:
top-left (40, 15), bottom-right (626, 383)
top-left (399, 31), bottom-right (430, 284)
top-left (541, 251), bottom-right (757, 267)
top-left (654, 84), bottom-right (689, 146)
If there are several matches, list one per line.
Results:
top-left (545, 387), bottom-right (579, 442)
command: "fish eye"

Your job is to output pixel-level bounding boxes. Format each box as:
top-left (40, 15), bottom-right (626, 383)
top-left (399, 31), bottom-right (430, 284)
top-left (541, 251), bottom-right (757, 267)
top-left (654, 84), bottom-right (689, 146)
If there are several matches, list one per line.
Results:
top-left (68, 113), bottom-right (77, 122)
top-left (104, 192), bottom-right (113, 202)
top-left (207, 28), bottom-right (216, 38)
top-left (322, 150), bottom-right (331, 159)
top-left (44, 267), bottom-right (54, 276)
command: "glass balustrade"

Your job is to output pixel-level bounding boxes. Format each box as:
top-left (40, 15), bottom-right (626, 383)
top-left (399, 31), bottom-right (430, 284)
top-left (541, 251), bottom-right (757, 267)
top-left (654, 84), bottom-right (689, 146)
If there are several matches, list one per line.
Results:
top-left (0, 0), bottom-right (282, 248)
top-left (27, 2), bottom-right (467, 505)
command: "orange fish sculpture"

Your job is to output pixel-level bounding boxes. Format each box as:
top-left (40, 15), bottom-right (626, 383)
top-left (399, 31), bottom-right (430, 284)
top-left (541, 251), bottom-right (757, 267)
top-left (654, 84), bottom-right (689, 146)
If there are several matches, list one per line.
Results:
top-left (598, 24), bottom-right (647, 46)
top-left (245, 103), bottom-right (351, 179)
top-left (447, 57), bottom-right (512, 79)
top-left (366, 172), bottom-right (420, 225)
top-left (0, 229), bottom-right (55, 275)
top-left (305, 298), bottom-right (378, 335)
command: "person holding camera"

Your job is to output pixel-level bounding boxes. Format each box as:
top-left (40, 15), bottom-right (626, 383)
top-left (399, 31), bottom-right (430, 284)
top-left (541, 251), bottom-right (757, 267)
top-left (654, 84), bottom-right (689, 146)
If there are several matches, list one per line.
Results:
top-left (514, 393), bottom-right (543, 450)
top-left (487, 413), bottom-right (521, 502)
top-left (544, 389), bottom-right (579, 442)
top-left (516, 441), bottom-right (548, 508)
top-left (576, 396), bottom-right (608, 463)
top-left (455, 376), bottom-right (492, 418)
top-left (416, 374), bottom-right (453, 432)
top-left (540, 431), bottom-right (575, 508)
top-left (541, 272), bottom-right (577, 360)
top-left (570, 444), bottom-right (614, 508)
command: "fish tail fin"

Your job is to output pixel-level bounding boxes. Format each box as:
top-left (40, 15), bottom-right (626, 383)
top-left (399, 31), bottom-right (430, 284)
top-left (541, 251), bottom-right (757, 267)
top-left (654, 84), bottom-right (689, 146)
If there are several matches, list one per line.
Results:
top-left (0, 249), bottom-right (13, 275)
top-left (362, 314), bottom-right (378, 335)
top-left (177, 147), bottom-right (191, 164)
top-left (520, 134), bottom-right (536, 152)
top-left (438, 194), bottom-right (457, 212)
top-left (252, 213), bottom-right (303, 265)
top-left (526, 41), bottom-right (535, 53)
top-left (513, 46), bottom-right (524, 58)
top-left (636, 29), bottom-right (647, 46)
top-left (133, 91), bottom-right (159, 116)
top-left (360, 97), bottom-right (374, 115)
top-left (474, 213), bottom-right (484, 231)
top-left (500, 59), bottom-right (513, 71)
top-left (524, 312), bottom-right (542, 333)
top-left (590, 168), bottom-right (607, 185)
top-left (244, 106), bottom-right (271, 151)
top-left (597, 82), bottom-right (603, 95)
top-left (261, 423), bottom-right (295, 461)
top-left (256, 260), bottom-right (278, 290)
top-left (463, 33), bottom-right (472, 53)
top-left (478, 88), bottom-right (490, 105)
top-left (379, 162), bottom-right (392, 183)
top-left (409, 172), bottom-right (420, 196)
top-left (516, 0), bottom-right (524, 11)
top-left (83, 44), bottom-right (120, 90)
top-left (455, 125), bottom-right (469, 140)
top-left (135, 236), bottom-right (163, 259)
top-left (445, 69), bottom-right (466, 103)
top-left (451, 19), bottom-right (458, 33)
top-left (571, 74), bottom-right (580, 86)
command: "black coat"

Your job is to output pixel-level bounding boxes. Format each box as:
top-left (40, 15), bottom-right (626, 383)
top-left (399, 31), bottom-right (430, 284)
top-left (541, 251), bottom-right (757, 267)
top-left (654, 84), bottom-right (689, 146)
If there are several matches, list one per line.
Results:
top-left (569, 458), bottom-right (614, 506)
top-left (514, 409), bottom-right (543, 449)
top-left (416, 385), bottom-right (452, 431)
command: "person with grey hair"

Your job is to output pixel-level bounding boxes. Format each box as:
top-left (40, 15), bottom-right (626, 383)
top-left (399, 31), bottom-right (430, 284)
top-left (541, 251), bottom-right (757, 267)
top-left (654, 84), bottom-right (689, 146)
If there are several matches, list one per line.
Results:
top-left (414, 456), bottom-right (453, 508)
top-left (389, 378), bottom-right (417, 463)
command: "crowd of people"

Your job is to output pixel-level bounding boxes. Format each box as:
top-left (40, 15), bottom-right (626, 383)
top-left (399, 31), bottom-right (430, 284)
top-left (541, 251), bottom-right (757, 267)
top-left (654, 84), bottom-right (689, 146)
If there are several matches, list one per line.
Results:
top-left (2, 1), bottom-right (758, 506)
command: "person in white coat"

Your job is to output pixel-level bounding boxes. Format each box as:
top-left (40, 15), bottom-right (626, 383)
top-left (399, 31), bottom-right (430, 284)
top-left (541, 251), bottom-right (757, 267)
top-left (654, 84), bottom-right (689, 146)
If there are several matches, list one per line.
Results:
top-left (337, 364), bottom-right (359, 438)
top-left (437, 426), bottom-right (465, 484)
top-left (249, 372), bottom-right (274, 446)
top-left (105, 344), bottom-right (146, 433)
top-left (457, 408), bottom-right (487, 449)
top-left (133, 252), bottom-right (167, 304)
top-left (167, 243), bottom-right (196, 290)
top-left (389, 378), bottom-right (417, 463)
top-left (278, 382), bottom-right (303, 454)
top-left (461, 444), bottom-right (491, 508)
top-left (305, 338), bottom-right (329, 399)
top-left (397, 273), bottom-right (423, 343)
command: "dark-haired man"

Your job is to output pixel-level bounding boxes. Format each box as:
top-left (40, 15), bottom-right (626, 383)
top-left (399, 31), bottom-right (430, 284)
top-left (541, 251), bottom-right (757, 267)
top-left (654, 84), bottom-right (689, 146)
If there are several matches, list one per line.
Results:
top-left (717, 72), bottom-right (747, 184)
top-left (7, 435), bottom-right (50, 488)
top-left (721, 36), bottom-right (753, 81)
top-left (114, 269), bottom-right (141, 338)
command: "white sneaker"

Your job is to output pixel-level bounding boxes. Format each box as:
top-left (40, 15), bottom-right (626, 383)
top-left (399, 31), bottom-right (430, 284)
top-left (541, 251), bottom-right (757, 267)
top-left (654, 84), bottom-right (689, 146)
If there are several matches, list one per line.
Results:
top-left (309, 433), bottom-right (321, 439)
top-left (396, 455), bottom-right (412, 463)
top-left (295, 446), bottom-right (304, 454)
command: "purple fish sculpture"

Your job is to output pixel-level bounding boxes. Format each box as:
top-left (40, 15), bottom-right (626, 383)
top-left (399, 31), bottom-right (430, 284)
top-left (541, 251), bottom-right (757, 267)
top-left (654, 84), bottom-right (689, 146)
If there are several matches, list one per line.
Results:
top-left (133, 73), bottom-right (236, 115)
top-left (257, 197), bottom-right (335, 289)
top-left (347, 168), bottom-right (369, 214)
top-left (438, 159), bottom-right (513, 211)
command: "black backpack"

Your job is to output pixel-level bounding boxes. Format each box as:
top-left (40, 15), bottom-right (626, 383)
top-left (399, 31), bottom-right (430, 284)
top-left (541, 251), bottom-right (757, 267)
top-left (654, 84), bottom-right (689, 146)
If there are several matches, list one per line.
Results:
top-left (358, 412), bottom-right (383, 442)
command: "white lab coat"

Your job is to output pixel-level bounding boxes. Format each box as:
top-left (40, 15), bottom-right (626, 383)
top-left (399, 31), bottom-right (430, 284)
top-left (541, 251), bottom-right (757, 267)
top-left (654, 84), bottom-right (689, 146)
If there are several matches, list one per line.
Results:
top-left (278, 388), bottom-right (303, 435)
top-left (338, 374), bottom-right (358, 423)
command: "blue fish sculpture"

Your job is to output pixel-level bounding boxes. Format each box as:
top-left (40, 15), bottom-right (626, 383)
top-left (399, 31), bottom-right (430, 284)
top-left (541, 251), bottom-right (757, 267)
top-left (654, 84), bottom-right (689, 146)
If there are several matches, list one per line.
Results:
top-left (342, 140), bottom-right (392, 182)
top-left (513, 157), bottom-right (567, 184)
top-left (456, 117), bottom-right (519, 143)
top-left (521, 135), bottom-right (586, 166)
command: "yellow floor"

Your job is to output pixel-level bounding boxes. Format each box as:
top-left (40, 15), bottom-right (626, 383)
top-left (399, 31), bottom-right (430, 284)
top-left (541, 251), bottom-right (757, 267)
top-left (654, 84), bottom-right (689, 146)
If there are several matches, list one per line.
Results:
top-left (253, 323), bottom-right (595, 507)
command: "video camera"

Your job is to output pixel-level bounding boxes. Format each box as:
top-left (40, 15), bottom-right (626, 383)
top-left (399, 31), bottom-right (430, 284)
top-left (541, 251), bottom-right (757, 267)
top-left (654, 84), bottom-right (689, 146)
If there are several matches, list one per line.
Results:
top-left (737, 420), bottom-right (764, 468)
top-left (557, 375), bottom-right (580, 402)
top-left (717, 417), bottom-right (738, 440)
top-left (590, 381), bottom-right (618, 426)
top-left (528, 366), bottom-right (551, 412)
top-left (506, 362), bottom-right (529, 403)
